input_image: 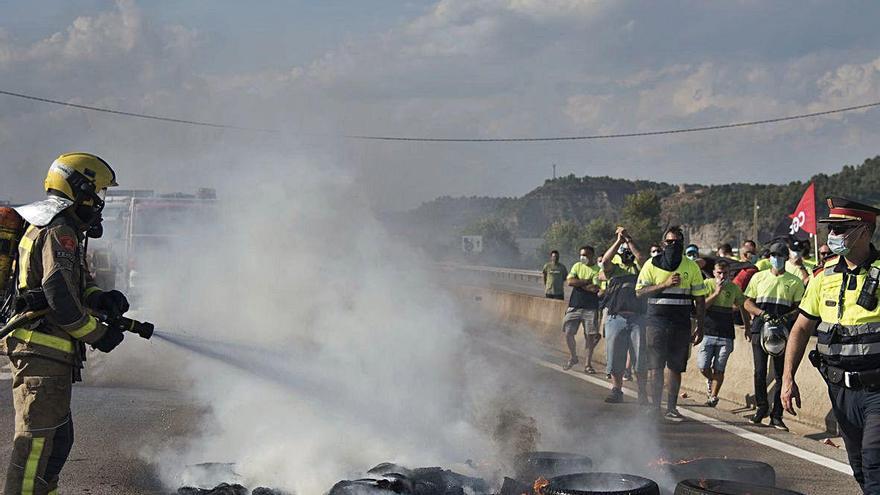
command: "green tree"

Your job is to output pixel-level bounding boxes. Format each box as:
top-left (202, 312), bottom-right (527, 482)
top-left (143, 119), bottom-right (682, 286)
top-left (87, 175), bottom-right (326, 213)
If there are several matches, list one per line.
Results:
top-left (462, 217), bottom-right (520, 264)
top-left (583, 218), bottom-right (615, 251)
top-left (621, 190), bottom-right (662, 248)
top-left (541, 220), bottom-right (586, 263)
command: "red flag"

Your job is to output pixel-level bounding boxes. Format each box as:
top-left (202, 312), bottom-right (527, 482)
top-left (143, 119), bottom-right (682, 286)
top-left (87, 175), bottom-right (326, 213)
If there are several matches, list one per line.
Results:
top-left (788, 183), bottom-right (816, 236)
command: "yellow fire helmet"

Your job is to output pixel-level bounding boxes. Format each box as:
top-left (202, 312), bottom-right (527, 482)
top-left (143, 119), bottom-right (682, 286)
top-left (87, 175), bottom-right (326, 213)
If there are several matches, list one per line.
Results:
top-left (44, 152), bottom-right (118, 201)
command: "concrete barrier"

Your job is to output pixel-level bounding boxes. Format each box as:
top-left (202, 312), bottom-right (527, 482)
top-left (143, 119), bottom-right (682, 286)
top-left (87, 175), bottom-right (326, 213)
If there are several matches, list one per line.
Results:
top-left (456, 285), bottom-right (834, 432)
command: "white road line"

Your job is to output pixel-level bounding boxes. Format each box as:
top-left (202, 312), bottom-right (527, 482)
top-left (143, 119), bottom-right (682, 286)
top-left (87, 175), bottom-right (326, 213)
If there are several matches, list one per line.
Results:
top-left (484, 340), bottom-right (853, 476)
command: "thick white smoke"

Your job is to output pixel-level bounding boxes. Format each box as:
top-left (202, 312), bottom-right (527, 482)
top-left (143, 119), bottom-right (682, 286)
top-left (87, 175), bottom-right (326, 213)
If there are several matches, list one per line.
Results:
top-left (90, 148), bottom-right (505, 493)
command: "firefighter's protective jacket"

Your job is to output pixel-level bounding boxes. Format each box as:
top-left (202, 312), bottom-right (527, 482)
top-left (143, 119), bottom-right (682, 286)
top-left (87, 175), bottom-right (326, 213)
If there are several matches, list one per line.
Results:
top-left (1, 213), bottom-right (108, 365)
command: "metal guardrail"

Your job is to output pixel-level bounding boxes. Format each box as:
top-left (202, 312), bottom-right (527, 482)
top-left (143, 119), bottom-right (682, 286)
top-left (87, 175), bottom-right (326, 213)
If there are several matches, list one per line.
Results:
top-left (437, 263), bottom-right (543, 284)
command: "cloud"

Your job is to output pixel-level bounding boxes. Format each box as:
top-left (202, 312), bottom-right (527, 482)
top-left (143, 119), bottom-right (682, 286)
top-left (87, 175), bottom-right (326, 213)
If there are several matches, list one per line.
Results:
top-left (2, 0), bottom-right (880, 208)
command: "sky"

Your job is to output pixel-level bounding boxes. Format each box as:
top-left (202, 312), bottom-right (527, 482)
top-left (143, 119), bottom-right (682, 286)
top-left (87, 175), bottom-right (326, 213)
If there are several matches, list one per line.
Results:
top-left (1, 0), bottom-right (880, 210)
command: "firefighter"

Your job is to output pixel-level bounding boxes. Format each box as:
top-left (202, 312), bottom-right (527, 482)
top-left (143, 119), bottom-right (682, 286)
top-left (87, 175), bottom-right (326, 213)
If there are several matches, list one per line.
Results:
top-left (782, 197), bottom-right (880, 493)
top-left (2, 153), bottom-right (130, 495)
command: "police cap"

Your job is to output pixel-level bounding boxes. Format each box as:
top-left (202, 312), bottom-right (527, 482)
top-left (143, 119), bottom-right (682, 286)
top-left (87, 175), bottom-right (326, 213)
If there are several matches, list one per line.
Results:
top-left (819, 197), bottom-right (880, 224)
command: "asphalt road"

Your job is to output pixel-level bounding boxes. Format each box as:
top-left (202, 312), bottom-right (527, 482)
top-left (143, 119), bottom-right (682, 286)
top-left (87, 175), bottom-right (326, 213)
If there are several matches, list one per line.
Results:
top-left (471, 324), bottom-right (859, 495)
top-left (0, 321), bottom-right (860, 495)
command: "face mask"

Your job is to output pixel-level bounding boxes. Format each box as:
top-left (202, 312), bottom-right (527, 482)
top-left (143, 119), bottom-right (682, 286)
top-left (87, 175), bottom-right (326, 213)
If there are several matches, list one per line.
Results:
top-left (827, 234), bottom-right (849, 256)
top-left (621, 252), bottom-right (635, 264)
top-left (770, 255), bottom-right (786, 271)
top-left (791, 251), bottom-right (802, 260)
top-left (686, 253), bottom-right (697, 260)
top-left (580, 255), bottom-right (590, 264)
top-left (749, 254), bottom-right (759, 264)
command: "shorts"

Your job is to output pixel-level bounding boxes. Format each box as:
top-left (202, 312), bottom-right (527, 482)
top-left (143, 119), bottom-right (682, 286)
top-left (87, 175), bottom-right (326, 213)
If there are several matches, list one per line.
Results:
top-left (545, 293), bottom-right (564, 300)
top-left (604, 314), bottom-right (646, 374)
top-left (645, 316), bottom-right (692, 373)
top-left (696, 335), bottom-right (734, 372)
top-left (563, 308), bottom-right (599, 336)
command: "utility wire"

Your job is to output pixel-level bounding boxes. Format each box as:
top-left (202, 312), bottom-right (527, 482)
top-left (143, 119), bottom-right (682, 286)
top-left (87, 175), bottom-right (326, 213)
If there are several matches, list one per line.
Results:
top-left (0, 89), bottom-right (277, 133)
top-left (347, 101), bottom-right (880, 142)
top-left (2, 87), bottom-right (878, 142)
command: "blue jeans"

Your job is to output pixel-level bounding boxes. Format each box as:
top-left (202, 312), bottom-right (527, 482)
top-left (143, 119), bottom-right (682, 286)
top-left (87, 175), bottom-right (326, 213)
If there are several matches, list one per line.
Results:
top-left (696, 335), bottom-right (734, 373)
top-left (604, 314), bottom-right (645, 374)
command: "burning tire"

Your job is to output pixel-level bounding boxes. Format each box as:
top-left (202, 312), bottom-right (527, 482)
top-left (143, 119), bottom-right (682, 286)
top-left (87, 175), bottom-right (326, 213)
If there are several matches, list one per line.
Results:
top-left (674, 479), bottom-right (806, 495)
top-left (514, 451), bottom-right (594, 481)
top-left (667, 459), bottom-right (775, 486)
top-left (543, 472), bottom-right (660, 495)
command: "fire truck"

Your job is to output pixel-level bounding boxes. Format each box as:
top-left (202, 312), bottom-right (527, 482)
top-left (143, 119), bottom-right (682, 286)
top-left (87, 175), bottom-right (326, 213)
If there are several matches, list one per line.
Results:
top-left (92, 188), bottom-right (216, 294)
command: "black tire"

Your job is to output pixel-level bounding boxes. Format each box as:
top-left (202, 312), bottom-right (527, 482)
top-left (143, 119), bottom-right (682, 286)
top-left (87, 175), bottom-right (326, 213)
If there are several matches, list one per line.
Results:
top-left (668, 459), bottom-right (775, 486)
top-left (514, 451), bottom-right (594, 481)
top-left (674, 479), bottom-right (806, 495)
top-left (544, 472), bottom-right (660, 495)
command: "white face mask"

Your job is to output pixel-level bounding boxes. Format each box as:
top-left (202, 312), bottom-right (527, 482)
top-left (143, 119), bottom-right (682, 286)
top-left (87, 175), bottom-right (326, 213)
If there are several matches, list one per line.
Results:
top-left (580, 255), bottom-right (590, 263)
top-left (770, 255), bottom-right (786, 271)
top-left (828, 226), bottom-right (863, 256)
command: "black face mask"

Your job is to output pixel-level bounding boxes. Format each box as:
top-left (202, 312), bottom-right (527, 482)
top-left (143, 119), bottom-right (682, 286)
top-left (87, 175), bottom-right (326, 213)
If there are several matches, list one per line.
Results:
top-left (621, 252), bottom-right (635, 264)
top-left (654, 240), bottom-right (683, 271)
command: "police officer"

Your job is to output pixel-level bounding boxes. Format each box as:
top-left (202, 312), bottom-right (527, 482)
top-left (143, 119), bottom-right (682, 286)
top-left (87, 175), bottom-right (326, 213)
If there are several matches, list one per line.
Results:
top-left (2, 153), bottom-right (129, 495)
top-left (782, 197), bottom-right (880, 493)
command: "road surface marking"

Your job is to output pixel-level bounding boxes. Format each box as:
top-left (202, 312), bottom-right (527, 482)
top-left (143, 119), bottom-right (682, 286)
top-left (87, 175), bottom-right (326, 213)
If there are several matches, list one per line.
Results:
top-left (483, 339), bottom-right (853, 476)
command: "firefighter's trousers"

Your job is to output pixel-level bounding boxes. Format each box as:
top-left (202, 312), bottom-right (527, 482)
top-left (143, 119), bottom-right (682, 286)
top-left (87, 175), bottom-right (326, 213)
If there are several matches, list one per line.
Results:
top-left (4, 356), bottom-right (73, 495)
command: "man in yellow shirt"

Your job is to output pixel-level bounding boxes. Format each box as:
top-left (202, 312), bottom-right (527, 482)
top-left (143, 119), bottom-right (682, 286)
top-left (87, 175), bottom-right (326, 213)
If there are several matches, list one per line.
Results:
top-left (563, 246), bottom-right (602, 373)
top-left (636, 226), bottom-right (708, 422)
top-left (743, 241), bottom-right (805, 431)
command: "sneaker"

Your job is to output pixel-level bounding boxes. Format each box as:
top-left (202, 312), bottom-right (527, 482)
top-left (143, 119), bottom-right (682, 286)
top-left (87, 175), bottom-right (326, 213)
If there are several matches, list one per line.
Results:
top-left (604, 388), bottom-right (624, 404)
top-left (622, 369), bottom-right (633, 381)
top-left (706, 396), bottom-right (719, 408)
top-left (584, 366), bottom-right (596, 375)
top-left (748, 413), bottom-right (766, 426)
top-left (563, 357), bottom-right (578, 371)
top-left (605, 373), bottom-right (612, 380)
top-left (770, 418), bottom-right (789, 431)
top-left (664, 409), bottom-right (685, 422)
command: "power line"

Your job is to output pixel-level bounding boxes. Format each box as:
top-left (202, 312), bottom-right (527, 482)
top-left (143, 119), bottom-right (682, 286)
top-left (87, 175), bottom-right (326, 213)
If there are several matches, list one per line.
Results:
top-left (0, 89), bottom-right (277, 133)
top-left (2, 87), bottom-right (878, 142)
top-left (347, 101), bottom-right (880, 142)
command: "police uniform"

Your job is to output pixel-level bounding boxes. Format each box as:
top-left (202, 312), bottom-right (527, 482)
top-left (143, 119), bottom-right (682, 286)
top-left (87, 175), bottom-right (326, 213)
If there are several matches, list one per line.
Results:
top-left (799, 198), bottom-right (880, 491)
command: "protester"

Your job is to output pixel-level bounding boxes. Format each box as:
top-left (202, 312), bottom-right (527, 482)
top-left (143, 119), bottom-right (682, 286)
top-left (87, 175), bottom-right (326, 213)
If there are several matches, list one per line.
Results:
top-left (637, 226), bottom-right (708, 422)
top-left (786, 238), bottom-right (813, 284)
top-left (716, 243), bottom-right (736, 260)
top-left (685, 244), bottom-right (699, 261)
top-left (697, 259), bottom-right (749, 407)
top-left (740, 240), bottom-right (758, 264)
top-left (743, 241), bottom-right (805, 431)
top-left (542, 250), bottom-right (567, 300)
top-left (815, 243), bottom-right (833, 269)
top-left (563, 246), bottom-right (602, 373)
top-left (600, 228), bottom-right (648, 404)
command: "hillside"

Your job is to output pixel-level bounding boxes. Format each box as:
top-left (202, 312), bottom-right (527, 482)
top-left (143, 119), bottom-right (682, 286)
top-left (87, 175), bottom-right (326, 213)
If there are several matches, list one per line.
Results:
top-left (399, 155), bottom-right (880, 252)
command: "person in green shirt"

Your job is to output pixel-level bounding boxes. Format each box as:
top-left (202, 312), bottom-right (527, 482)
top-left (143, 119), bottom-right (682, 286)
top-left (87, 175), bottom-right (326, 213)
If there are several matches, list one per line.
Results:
top-left (697, 259), bottom-right (749, 407)
top-left (542, 250), bottom-right (567, 300)
top-left (563, 246), bottom-right (602, 373)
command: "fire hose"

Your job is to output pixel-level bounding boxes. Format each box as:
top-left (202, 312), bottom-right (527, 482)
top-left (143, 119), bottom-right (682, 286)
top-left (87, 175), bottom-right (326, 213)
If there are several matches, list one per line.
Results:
top-left (0, 309), bottom-right (154, 342)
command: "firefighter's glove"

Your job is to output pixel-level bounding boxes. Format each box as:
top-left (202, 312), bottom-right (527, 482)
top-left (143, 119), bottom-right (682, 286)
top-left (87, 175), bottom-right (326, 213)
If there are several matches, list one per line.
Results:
top-left (95, 290), bottom-right (130, 318)
top-left (92, 324), bottom-right (125, 353)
